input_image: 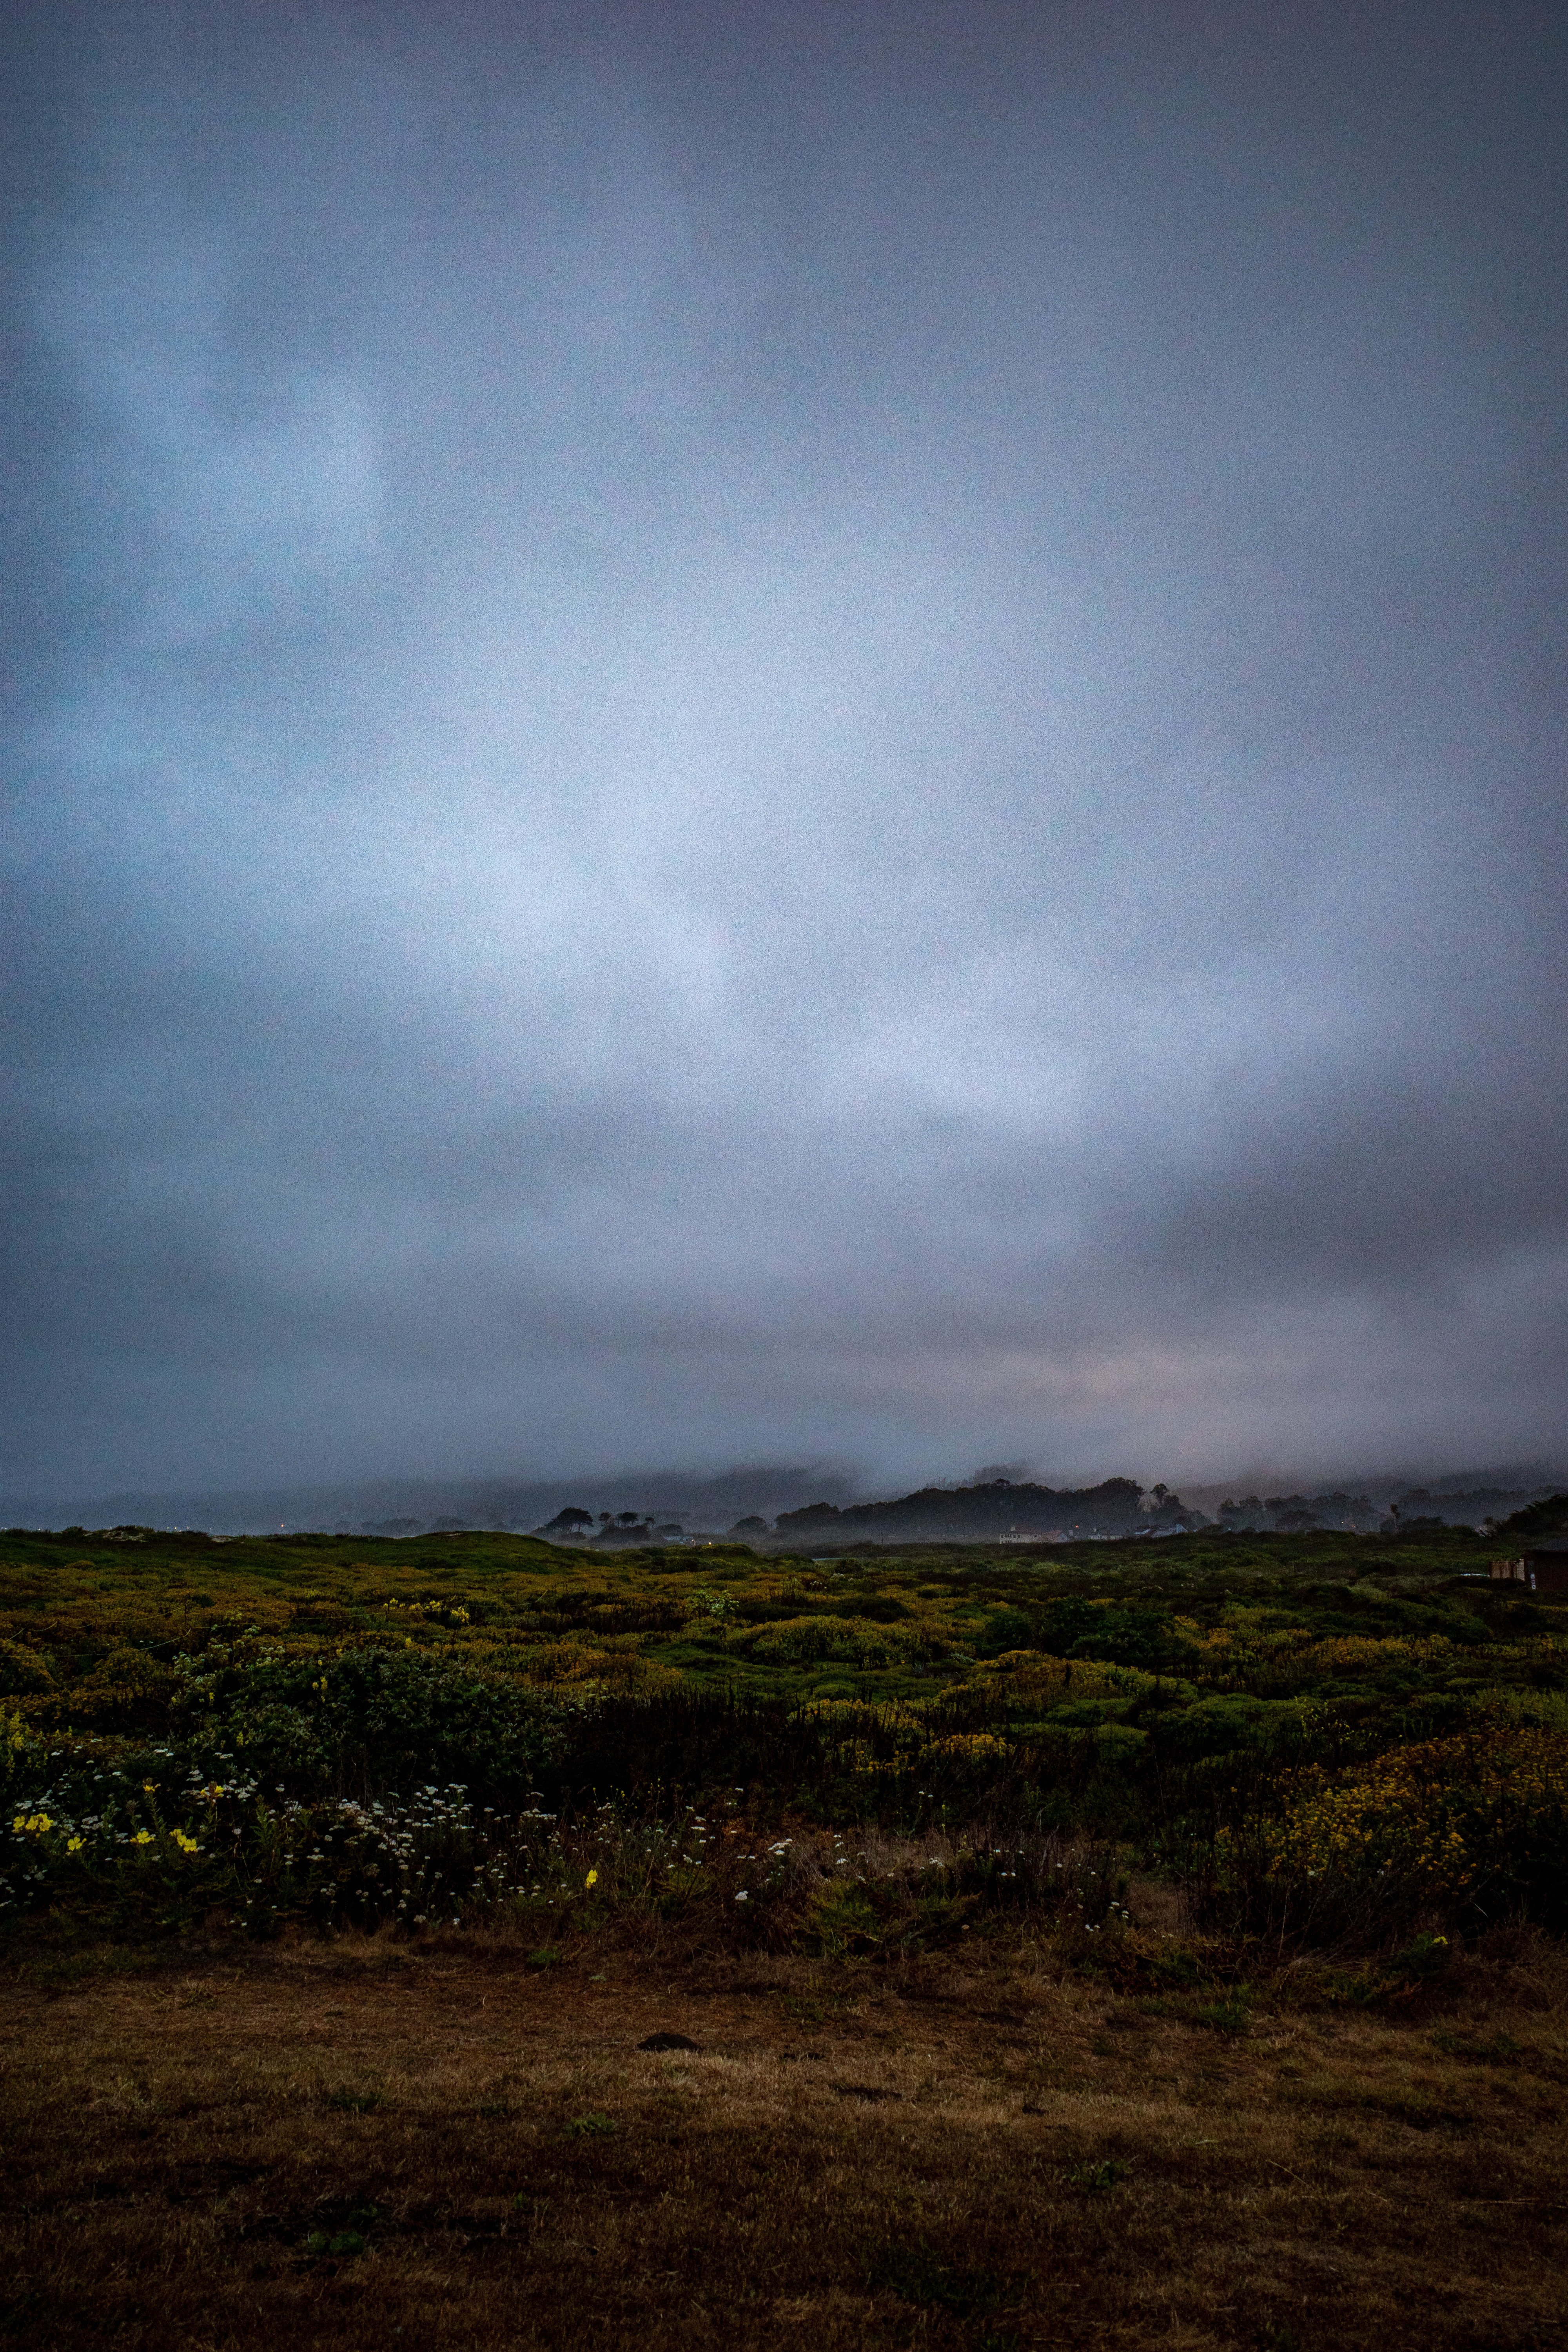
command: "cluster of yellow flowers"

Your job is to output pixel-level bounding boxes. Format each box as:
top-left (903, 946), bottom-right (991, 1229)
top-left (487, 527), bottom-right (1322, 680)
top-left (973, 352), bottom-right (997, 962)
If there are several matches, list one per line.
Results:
top-left (16, 1813), bottom-right (207, 1862)
top-left (468, 1635), bottom-right (680, 1694)
top-left (1181, 1620), bottom-right (1458, 1683)
top-left (802, 1697), bottom-right (925, 1728)
top-left (975, 1653), bottom-right (1129, 1704)
top-left (1296, 1634), bottom-right (1455, 1673)
top-left (841, 1727), bottom-right (1014, 1780)
top-left (1256, 1727), bottom-right (1568, 1893)
top-left (925, 1731), bottom-right (1014, 1764)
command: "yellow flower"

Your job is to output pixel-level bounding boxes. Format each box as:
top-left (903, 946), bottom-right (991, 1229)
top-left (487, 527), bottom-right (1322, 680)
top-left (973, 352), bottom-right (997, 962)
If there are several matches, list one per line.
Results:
top-left (585, 1869), bottom-right (599, 1888)
top-left (10, 1818), bottom-right (22, 1834)
top-left (143, 1781), bottom-right (155, 1792)
top-left (132, 1830), bottom-right (154, 1846)
top-left (67, 1836), bottom-right (84, 1853)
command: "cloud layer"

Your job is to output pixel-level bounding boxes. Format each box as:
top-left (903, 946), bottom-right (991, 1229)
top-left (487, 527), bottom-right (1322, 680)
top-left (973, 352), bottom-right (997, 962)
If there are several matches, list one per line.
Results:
top-left (4, 2), bottom-right (1567, 1497)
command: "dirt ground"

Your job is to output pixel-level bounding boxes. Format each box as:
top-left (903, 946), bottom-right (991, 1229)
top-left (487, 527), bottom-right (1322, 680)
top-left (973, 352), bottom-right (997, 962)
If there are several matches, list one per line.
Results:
top-left (2, 1925), bottom-right (1566, 2351)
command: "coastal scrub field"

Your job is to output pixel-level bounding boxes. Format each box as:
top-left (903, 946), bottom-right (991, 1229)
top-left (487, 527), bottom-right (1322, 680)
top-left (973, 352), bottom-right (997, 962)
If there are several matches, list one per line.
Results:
top-left (2, 1522), bottom-right (1566, 2348)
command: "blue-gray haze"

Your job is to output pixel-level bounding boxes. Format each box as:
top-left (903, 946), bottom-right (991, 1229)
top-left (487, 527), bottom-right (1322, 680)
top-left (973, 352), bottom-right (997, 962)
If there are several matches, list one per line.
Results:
top-left (3, 2), bottom-right (1566, 1506)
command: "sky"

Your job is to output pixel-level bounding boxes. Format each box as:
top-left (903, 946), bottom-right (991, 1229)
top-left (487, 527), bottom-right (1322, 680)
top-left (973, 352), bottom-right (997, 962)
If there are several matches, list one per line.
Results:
top-left (3, 0), bottom-right (1567, 1505)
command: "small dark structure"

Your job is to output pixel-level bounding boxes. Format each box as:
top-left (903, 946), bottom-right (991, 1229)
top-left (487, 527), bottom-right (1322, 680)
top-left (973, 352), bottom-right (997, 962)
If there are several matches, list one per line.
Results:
top-left (1490, 1545), bottom-right (1568, 1593)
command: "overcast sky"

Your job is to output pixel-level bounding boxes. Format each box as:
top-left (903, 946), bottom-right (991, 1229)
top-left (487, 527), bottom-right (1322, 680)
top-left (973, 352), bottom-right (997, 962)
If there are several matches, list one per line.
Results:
top-left (4, 1), bottom-right (1566, 1503)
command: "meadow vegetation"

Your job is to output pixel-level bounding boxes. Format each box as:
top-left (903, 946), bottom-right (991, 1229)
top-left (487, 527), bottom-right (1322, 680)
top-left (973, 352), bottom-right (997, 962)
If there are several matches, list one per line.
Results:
top-left (2, 1520), bottom-right (1566, 2347)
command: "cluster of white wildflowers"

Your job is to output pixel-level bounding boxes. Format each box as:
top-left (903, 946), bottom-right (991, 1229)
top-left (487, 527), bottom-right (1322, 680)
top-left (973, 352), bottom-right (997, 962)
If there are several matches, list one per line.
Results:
top-left (392, 1791), bottom-right (819, 1921)
top-left (1048, 1857), bottom-right (1134, 1934)
top-left (728, 1834), bottom-right (797, 1904)
top-left (232, 1786), bottom-right (727, 1931)
top-left (468, 1795), bottom-right (750, 1912)
top-left (238, 1781), bottom-right (492, 1929)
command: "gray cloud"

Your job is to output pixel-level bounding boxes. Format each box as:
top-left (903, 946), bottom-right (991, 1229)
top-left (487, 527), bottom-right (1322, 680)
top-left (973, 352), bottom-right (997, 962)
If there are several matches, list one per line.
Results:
top-left (4, 2), bottom-right (1566, 1501)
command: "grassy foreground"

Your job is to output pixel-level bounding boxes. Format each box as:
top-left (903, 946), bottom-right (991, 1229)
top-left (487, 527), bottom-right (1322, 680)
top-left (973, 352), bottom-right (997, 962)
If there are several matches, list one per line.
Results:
top-left (2, 1522), bottom-right (1567, 2345)
top-left (4, 1916), bottom-right (1567, 2350)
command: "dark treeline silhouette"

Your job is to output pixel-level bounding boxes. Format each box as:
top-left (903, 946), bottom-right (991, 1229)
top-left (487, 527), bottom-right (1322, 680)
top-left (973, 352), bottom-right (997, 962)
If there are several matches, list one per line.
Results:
top-left (532, 1477), bottom-right (1568, 1549)
top-left (775, 1476), bottom-right (1149, 1544)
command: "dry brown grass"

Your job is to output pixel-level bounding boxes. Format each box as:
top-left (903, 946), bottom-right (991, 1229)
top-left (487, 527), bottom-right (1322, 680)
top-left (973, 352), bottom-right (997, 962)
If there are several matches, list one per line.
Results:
top-left (3, 1916), bottom-right (1566, 2351)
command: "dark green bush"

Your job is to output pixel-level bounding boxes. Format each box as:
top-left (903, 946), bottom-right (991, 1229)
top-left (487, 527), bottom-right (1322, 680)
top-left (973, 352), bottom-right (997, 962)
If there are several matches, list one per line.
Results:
top-left (175, 1644), bottom-right (567, 1798)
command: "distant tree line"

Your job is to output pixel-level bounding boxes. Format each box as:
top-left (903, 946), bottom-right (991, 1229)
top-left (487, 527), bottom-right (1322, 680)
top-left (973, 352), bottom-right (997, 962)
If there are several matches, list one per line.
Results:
top-left (774, 1477), bottom-right (1149, 1543)
top-left (525, 1478), bottom-right (1568, 1549)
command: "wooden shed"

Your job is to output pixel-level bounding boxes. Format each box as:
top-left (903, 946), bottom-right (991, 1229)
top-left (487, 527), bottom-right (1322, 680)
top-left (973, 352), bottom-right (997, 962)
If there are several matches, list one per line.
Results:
top-left (1490, 1546), bottom-right (1568, 1593)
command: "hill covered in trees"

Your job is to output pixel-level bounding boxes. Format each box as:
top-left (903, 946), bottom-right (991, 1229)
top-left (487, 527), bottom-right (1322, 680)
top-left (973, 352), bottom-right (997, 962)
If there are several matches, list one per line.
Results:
top-left (774, 1476), bottom-right (1149, 1543)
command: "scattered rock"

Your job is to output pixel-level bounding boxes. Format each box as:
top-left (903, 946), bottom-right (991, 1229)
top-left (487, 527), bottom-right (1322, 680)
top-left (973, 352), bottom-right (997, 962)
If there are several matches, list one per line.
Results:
top-left (637, 2032), bottom-right (702, 2053)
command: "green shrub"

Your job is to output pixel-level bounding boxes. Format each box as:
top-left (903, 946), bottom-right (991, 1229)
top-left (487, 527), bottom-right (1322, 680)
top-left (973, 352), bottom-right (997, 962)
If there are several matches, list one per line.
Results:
top-left (174, 1643), bottom-right (568, 1798)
